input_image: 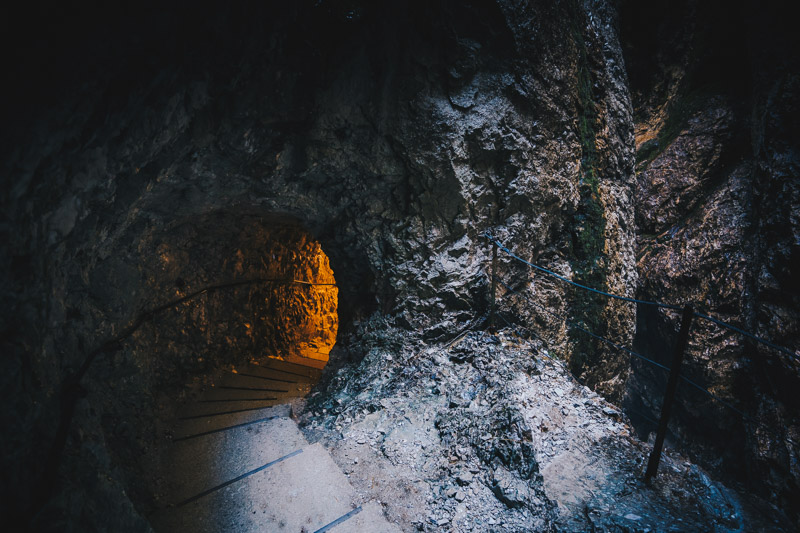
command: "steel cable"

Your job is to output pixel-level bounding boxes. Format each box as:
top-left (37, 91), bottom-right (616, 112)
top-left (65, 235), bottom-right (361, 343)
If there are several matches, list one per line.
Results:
top-left (693, 312), bottom-right (799, 362)
top-left (486, 233), bottom-right (797, 364)
top-left (494, 275), bottom-right (671, 372)
top-left (492, 272), bottom-right (799, 450)
top-left (485, 233), bottom-right (682, 310)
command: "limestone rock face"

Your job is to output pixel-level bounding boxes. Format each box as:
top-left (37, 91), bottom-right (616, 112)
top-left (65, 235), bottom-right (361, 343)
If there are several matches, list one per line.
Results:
top-left (0, 2), bottom-right (638, 527)
top-left (636, 99), bottom-right (736, 235)
top-left (621, 0), bottom-right (800, 519)
top-left (1, 0), bottom-right (797, 530)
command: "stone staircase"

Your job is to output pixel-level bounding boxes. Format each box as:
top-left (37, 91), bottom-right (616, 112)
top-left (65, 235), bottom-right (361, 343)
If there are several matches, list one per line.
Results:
top-left (149, 359), bottom-right (400, 532)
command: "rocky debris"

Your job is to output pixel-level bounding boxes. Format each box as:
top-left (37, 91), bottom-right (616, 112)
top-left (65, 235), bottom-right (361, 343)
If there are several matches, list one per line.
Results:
top-left (491, 467), bottom-right (533, 509)
top-left (1, 1), bottom-right (797, 530)
top-left (301, 324), bottom-right (788, 532)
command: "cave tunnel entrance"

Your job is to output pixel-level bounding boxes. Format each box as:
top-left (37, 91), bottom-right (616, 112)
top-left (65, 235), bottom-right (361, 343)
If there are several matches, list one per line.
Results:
top-left (251, 226), bottom-right (339, 370)
top-left (190, 214), bottom-right (341, 407)
top-left (240, 222), bottom-right (338, 398)
top-left (142, 211), bottom-right (341, 380)
top-left (147, 218), bottom-right (343, 528)
top-left (105, 212), bottom-right (349, 526)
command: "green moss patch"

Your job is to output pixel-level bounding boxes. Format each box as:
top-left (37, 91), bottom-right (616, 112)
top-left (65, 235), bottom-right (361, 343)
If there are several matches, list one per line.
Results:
top-left (568, 2), bottom-right (609, 375)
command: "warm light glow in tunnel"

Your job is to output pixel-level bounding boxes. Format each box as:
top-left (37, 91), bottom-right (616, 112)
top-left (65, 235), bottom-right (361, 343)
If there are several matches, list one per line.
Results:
top-left (143, 222), bottom-right (343, 531)
top-left (268, 241), bottom-right (338, 367)
top-left (143, 213), bottom-right (340, 376)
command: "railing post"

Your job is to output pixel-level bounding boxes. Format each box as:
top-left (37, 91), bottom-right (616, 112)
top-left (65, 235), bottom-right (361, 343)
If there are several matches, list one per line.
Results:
top-left (644, 304), bottom-right (694, 483)
top-left (490, 240), bottom-right (498, 332)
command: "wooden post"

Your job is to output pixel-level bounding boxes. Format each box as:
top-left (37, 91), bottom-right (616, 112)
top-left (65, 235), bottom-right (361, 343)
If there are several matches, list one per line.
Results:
top-left (490, 241), bottom-right (498, 332)
top-left (644, 304), bottom-right (694, 483)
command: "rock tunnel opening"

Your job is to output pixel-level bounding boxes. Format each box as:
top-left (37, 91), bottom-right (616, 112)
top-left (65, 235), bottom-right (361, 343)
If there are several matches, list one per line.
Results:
top-left (90, 211), bottom-right (351, 521)
top-left (4, 1), bottom-right (798, 530)
top-left (132, 211), bottom-right (341, 374)
top-left (236, 224), bottom-right (339, 369)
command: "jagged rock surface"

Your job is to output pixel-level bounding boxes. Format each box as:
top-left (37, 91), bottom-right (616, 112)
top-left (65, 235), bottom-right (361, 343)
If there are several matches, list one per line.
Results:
top-left (620, 0), bottom-right (800, 521)
top-left (1, 2), bottom-right (638, 527)
top-left (0, 0), bottom-right (796, 531)
top-left (302, 324), bottom-right (787, 531)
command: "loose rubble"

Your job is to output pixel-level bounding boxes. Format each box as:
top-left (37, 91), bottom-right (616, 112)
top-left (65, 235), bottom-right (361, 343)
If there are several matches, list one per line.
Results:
top-left (300, 319), bottom-right (789, 532)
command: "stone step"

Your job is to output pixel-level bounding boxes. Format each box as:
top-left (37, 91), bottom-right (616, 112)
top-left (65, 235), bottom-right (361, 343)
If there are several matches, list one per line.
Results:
top-left (152, 443), bottom-right (357, 532)
top-left (247, 359), bottom-right (322, 380)
top-left (201, 377), bottom-right (313, 401)
top-left (228, 369), bottom-right (306, 385)
top-left (172, 404), bottom-right (291, 441)
top-left (219, 372), bottom-right (312, 392)
top-left (200, 386), bottom-right (286, 402)
top-left (156, 416), bottom-right (308, 508)
top-left (177, 398), bottom-right (284, 418)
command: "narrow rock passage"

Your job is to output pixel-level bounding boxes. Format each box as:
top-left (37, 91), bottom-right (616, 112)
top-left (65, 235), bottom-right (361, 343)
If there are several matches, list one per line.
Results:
top-left (148, 358), bottom-right (400, 532)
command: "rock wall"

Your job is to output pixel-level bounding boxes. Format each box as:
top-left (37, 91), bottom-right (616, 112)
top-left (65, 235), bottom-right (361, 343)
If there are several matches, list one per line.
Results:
top-left (1, 2), bottom-right (638, 526)
top-left (620, 0), bottom-right (800, 518)
top-left (3, 0), bottom-right (795, 529)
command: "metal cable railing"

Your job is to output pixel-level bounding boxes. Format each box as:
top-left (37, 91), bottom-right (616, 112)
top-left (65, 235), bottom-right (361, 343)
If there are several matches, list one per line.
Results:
top-left (484, 233), bottom-right (799, 479)
top-left (30, 276), bottom-right (335, 523)
top-left (486, 233), bottom-right (798, 363)
top-left (494, 274), bottom-right (799, 449)
top-left (485, 232), bottom-right (683, 310)
top-left (692, 311), bottom-right (800, 362)
top-left (495, 276), bottom-right (671, 372)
